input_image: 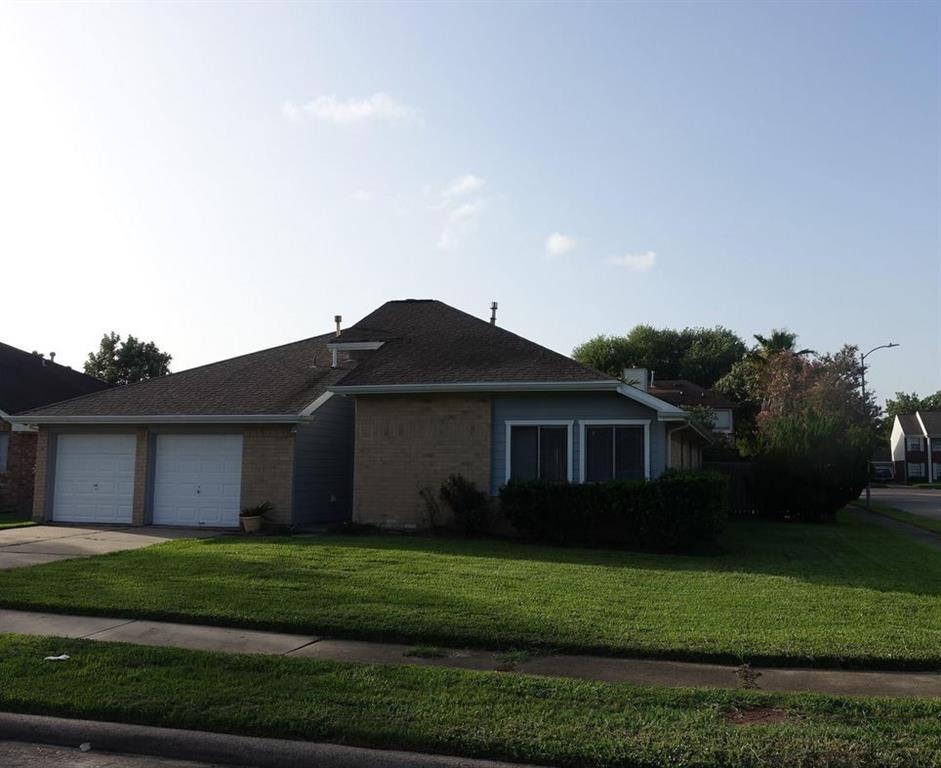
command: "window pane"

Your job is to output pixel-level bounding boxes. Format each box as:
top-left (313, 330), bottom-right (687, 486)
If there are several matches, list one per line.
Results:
top-left (0, 433), bottom-right (8, 473)
top-left (615, 426), bottom-right (645, 480)
top-left (510, 426), bottom-right (538, 481)
top-left (539, 427), bottom-right (568, 482)
top-left (585, 426), bottom-right (613, 482)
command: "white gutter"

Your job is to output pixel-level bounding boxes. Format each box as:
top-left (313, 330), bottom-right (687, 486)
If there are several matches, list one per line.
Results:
top-left (8, 414), bottom-right (308, 426)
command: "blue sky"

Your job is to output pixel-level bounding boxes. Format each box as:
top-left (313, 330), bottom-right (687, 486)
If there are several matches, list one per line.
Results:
top-left (1, 1), bottom-right (938, 405)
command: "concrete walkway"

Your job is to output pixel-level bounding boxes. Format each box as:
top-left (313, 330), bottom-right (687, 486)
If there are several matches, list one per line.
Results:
top-left (2, 609), bottom-right (938, 698)
top-left (0, 526), bottom-right (217, 570)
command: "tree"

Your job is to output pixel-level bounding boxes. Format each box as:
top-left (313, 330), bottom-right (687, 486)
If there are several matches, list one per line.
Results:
top-left (85, 332), bottom-right (172, 385)
top-left (572, 325), bottom-right (747, 388)
top-left (751, 329), bottom-right (814, 359)
top-left (741, 348), bottom-right (874, 520)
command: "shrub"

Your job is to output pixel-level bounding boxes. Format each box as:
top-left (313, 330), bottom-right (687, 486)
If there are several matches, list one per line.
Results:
top-left (499, 470), bottom-right (728, 551)
top-left (439, 474), bottom-right (489, 535)
top-left (240, 501), bottom-right (273, 518)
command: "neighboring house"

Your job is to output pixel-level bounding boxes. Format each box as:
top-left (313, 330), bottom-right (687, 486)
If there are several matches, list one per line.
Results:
top-left (890, 411), bottom-right (941, 482)
top-left (647, 378), bottom-right (736, 437)
top-left (0, 342), bottom-right (111, 515)
top-left (11, 300), bottom-right (710, 530)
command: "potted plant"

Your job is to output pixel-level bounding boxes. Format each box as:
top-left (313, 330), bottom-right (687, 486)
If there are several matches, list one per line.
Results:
top-left (240, 501), bottom-right (272, 533)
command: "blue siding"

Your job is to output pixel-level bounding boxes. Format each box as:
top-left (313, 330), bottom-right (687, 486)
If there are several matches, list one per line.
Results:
top-left (490, 392), bottom-right (667, 494)
top-left (293, 395), bottom-right (355, 526)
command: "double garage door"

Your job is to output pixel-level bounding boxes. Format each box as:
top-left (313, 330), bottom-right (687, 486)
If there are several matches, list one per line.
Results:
top-left (53, 434), bottom-right (243, 527)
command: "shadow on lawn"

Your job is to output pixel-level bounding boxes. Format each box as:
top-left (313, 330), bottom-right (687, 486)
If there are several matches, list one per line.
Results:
top-left (185, 512), bottom-right (941, 598)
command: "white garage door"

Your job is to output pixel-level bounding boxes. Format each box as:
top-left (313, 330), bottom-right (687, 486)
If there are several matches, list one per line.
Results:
top-left (153, 435), bottom-right (243, 527)
top-left (53, 434), bottom-right (136, 524)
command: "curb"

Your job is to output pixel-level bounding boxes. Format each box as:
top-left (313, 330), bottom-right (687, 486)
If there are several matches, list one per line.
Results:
top-left (0, 712), bottom-right (543, 768)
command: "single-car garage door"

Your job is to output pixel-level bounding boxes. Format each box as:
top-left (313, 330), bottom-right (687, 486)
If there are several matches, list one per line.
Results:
top-left (53, 434), bottom-right (136, 524)
top-left (153, 434), bottom-right (243, 527)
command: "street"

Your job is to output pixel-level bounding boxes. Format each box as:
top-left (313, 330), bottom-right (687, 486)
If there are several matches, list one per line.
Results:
top-left (0, 742), bottom-right (232, 768)
top-left (866, 487), bottom-right (941, 521)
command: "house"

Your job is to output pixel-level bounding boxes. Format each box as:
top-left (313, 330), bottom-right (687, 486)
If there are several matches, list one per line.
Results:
top-left (647, 377), bottom-right (736, 436)
top-left (0, 342), bottom-right (111, 515)
top-left (10, 300), bottom-right (711, 530)
top-left (890, 411), bottom-right (941, 482)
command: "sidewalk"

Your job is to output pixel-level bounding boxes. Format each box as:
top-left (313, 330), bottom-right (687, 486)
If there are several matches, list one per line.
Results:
top-left (1, 608), bottom-right (938, 698)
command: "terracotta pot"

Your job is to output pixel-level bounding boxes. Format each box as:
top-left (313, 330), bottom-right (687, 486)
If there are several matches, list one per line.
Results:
top-left (241, 515), bottom-right (263, 533)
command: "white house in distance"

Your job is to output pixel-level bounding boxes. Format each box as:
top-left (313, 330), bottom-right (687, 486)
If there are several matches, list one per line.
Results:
top-left (890, 411), bottom-right (941, 482)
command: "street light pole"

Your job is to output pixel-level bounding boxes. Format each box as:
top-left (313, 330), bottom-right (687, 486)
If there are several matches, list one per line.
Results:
top-left (861, 342), bottom-right (899, 509)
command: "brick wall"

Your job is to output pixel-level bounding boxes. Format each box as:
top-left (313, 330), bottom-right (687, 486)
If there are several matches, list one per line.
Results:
top-left (31, 428), bottom-right (50, 522)
top-left (132, 428), bottom-right (150, 525)
top-left (240, 425), bottom-right (295, 527)
top-left (352, 394), bottom-right (492, 529)
top-left (0, 420), bottom-right (38, 516)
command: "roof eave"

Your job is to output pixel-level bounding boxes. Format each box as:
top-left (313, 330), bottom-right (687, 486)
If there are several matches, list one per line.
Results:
top-left (330, 380), bottom-right (621, 395)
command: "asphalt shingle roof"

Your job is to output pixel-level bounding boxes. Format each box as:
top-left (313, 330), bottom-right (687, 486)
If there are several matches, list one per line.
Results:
top-left (897, 413), bottom-right (923, 436)
top-left (0, 342), bottom-right (111, 415)
top-left (648, 379), bottom-right (737, 410)
top-left (918, 411), bottom-right (941, 436)
top-left (17, 334), bottom-right (351, 417)
top-left (334, 300), bottom-right (611, 386)
top-left (17, 300), bottom-right (613, 419)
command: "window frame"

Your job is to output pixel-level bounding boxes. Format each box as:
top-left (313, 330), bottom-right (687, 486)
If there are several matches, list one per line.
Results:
top-left (908, 462), bottom-right (926, 478)
top-left (907, 437), bottom-right (923, 452)
top-left (0, 432), bottom-right (8, 473)
top-left (578, 419), bottom-right (650, 483)
top-left (505, 420), bottom-right (574, 483)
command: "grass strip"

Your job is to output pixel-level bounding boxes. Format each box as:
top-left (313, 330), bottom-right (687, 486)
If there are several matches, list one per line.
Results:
top-left (0, 635), bottom-right (938, 768)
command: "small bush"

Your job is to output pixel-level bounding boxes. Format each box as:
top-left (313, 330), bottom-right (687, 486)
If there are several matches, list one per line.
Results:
top-left (439, 474), bottom-right (489, 535)
top-left (499, 471), bottom-right (728, 551)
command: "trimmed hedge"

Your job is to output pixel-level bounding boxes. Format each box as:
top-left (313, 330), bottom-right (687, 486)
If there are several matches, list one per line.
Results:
top-left (499, 470), bottom-right (728, 551)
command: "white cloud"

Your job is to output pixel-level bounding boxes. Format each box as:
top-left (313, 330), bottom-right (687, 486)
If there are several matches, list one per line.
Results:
top-left (351, 189), bottom-right (373, 202)
top-left (440, 174), bottom-right (486, 201)
top-left (545, 232), bottom-right (577, 259)
top-left (607, 251), bottom-right (657, 271)
top-left (282, 93), bottom-right (418, 124)
top-left (438, 199), bottom-right (484, 251)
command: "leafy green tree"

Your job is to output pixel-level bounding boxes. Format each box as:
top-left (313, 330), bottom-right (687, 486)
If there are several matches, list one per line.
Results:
top-left (85, 332), bottom-right (172, 385)
top-left (572, 325), bottom-right (746, 387)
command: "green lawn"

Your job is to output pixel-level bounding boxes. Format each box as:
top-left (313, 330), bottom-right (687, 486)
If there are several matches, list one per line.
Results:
top-left (0, 635), bottom-right (937, 768)
top-left (0, 510), bottom-right (938, 669)
top-left (866, 503), bottom-right (941, 534)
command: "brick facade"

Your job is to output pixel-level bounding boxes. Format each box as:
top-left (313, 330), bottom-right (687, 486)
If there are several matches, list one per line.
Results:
top-left (31, 428), bottom-right (50, 522)
top-left (352, 394), bottom-right (492, 529)
top-left (0, 420), bottom-right (38, 516)
top-left (240, 425), bottom-right (296, 527)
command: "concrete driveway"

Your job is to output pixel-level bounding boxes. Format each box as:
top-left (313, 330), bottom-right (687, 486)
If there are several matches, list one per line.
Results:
top-left (866, 487), bottom-right (941, 521)
top-left (0, 526), bottom-right (216, 570)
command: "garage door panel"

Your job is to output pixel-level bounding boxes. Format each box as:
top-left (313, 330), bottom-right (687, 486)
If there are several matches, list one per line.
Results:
top-left (153, 435), bottom-right (243, 528)
top-left (53, 435), bottom-right (136, 524)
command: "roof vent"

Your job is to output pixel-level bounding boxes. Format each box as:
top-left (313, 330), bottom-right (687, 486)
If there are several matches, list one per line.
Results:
top-left (334, 315), bottom-right (342, 337)
top-left (49, 352), bottom-right (56, 363)
top-left (490, 301), bottom-right (498, 326)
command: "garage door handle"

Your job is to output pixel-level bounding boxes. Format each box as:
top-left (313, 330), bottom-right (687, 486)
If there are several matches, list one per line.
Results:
top-left (196, 487), bottom-right (201, 495)
top-left (93, 483), bottom-right (98, 490)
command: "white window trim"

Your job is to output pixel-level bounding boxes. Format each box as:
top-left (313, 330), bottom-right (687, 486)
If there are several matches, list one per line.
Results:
top-left (505, 420), bottom-right (574, 483)
top-left (908, 462), bottom-right (926, 477)
top-left (907, 437), bottom-right (923, 452)
top-left (578, 419), bottom-right (651, 482)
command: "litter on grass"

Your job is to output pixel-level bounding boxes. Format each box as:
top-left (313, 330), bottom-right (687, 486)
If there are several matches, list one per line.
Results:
top-left (43, 654), bottom-right (70, 661)
top-left (79, 743), bottom-right (91, 752)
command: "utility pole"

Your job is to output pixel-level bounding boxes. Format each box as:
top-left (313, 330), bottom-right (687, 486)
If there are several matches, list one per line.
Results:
top-left (861, 343), bottom-right (899, 509)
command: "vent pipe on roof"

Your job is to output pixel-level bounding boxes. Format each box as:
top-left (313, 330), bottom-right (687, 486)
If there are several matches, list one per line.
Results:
top-left (334, 315), bottom-right (342, 337)
top-left (49, 352), bottom-right (56, 363)
top-left (490, 301), bottom-right (498, 326)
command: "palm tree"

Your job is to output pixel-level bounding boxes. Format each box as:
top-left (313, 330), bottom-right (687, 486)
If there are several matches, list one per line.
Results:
top-left (752, 329), bottom-right (814, 359)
